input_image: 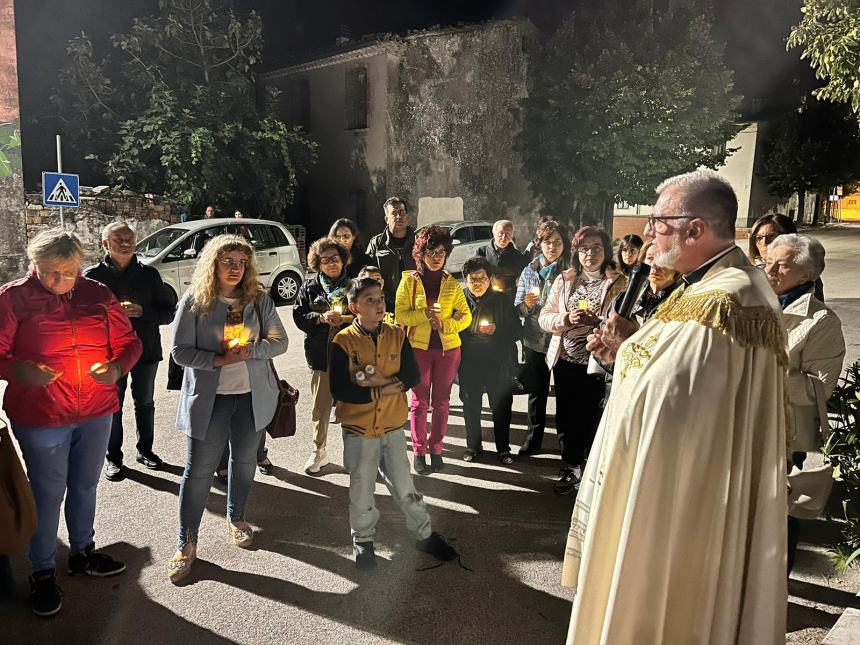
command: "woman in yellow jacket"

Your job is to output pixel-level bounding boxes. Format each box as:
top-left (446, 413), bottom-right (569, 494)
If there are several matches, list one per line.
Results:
top-left (395, 226), bottom-right (472, 474)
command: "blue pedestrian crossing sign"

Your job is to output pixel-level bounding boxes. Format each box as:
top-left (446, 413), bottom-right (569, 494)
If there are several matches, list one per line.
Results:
top-left (42, 172), bottom-right (80, 207)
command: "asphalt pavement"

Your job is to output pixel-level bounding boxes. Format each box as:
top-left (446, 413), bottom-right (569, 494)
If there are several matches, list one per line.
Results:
top-left (1, 225), bottom-right (859, 645)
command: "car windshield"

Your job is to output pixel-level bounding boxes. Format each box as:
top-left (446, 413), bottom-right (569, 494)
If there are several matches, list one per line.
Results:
top-left (136, 227), bottom-right (189, 258)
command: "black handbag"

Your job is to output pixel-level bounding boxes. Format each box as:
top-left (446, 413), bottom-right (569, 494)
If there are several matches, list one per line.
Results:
top-left (254, 300), bottom-right (299, 438)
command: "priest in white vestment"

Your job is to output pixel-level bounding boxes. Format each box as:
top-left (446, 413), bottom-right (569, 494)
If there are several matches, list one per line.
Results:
top-left (564, 170), bottom-right (788, 645)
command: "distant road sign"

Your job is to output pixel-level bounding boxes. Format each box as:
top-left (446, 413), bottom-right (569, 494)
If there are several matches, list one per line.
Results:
top-left (42, 171), bottom-right (80, 207)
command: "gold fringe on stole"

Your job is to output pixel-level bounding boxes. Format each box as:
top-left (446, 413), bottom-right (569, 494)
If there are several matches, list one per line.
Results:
top-left (654, 288), bottom-right (788, 367)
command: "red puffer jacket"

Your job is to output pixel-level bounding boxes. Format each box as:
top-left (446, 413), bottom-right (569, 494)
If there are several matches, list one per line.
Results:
top-left (0, 270), bottom-right (143, 428)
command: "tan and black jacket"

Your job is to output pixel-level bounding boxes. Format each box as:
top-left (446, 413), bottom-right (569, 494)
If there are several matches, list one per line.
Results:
top-left (330, 321), bottom-right (420, 438)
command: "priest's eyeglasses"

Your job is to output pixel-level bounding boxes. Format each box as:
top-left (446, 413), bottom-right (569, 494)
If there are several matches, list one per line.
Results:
top-left (646, 214), bottom-right (695, 234)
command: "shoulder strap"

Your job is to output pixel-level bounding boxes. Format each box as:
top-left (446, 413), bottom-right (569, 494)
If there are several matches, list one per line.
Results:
top-left (253, 298), bottom-right (266, 340)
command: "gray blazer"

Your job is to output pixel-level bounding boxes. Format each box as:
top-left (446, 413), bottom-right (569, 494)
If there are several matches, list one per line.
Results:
top-left (171, 291), bottom-right (289, 440)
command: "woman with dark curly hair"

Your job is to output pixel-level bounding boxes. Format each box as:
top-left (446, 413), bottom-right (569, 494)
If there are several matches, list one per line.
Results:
top-left (540, 226), bottom-right (627, 496)
top-left (329, 218), bottom-right (371, 278)
top-left (395, 226), bottom-right (472, 474)
top-left (293, 237), bottom-right (353, 475)
top-left (514, 218), bottom-right (571, 455)
top-left (615, 234), bottom-right (643, 276)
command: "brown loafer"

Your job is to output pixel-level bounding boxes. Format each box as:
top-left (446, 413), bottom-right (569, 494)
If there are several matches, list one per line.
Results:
top-left (228, 521), bottom-right (254, 548)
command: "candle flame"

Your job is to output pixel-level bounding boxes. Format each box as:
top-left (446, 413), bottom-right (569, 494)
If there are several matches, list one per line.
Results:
top-left (333, 304), bottom-right (343, 314)
top-left (480, 319), bottom-right (490, 327)
top-left (578, 299), bottom-right (589, 311)
top-left (90, 362), bottom-right (109, 375)
top-left (530, 287), bottom-right (540, 296)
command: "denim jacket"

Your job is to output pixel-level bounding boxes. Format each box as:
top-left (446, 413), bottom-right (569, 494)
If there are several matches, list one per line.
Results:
top-left (171, 291), bottom-right (289, 440)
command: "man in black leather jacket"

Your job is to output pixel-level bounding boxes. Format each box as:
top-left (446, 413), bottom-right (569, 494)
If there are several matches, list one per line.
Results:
top-left (84, 222), bottom-right (175, 480)
top-left (365, 197), bottom-right (416, 310)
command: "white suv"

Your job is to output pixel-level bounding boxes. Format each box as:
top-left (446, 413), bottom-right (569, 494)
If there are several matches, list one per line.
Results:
top-left (435, 220), bottom-right (495, 275)
top-left (136, 218), bottom-right (304, 304)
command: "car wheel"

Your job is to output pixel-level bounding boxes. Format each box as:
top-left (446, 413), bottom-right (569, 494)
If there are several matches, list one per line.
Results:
top-left (272, 271), bottom-right (301, 305)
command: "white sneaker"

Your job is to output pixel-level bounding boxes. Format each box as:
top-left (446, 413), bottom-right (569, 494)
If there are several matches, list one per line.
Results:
top-left (304, 448), bottom-right (329, 474)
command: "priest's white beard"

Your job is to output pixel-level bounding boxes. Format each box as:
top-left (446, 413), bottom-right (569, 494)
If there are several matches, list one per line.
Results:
top-left (655, 235), bottom-right (682, 269)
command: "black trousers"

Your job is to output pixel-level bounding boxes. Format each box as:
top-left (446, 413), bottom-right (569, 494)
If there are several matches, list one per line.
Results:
top-left (553, 359), bottom-right (605, 467)
top-left (460, 379), bottom-right (513, 454)
top-left (522, 347), bottom-right (551, 451)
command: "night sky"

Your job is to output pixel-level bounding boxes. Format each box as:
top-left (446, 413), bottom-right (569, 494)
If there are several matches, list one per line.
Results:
top-left (14, 0), bottom-right (813, 188)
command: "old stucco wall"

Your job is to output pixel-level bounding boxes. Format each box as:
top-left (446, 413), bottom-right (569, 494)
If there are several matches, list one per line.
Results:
top-left (386, 19), bottom-right (538, 245)
top-left (25, 187), bottom-right (174, 267)
top-left (0, 0), bottom-right (28, 283)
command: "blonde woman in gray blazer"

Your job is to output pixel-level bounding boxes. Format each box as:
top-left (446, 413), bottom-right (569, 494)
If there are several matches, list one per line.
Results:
top-left (168, 235), bottom-right (288, 583)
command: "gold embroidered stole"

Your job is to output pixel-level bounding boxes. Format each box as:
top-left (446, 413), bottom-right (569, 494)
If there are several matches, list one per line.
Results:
top-left (653, 285), bottom-right (788, 366)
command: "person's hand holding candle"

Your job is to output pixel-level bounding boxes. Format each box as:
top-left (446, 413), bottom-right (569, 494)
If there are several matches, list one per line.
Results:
top-left (121, 300), bottom-right (144, 318)
top-left (90, 361), bottom-right (121, 385)
top-left (524, 285), bottom-right (540, 308)
top-left (478, 318), bottom-right (496, 335)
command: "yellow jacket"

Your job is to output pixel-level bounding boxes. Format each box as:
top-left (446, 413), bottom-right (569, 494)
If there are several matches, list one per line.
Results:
top-left (395, 270), bottom-right (472, 351)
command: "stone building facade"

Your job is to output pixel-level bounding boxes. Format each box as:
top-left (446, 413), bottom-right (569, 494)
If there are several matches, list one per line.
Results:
top-left (25, 187), bottom-right (173, 267)
top-left (262, 19), bottom-right (539, 245)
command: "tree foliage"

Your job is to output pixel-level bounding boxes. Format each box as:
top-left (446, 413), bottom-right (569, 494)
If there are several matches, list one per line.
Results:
top-left (516, 0), bottom-right (742, 227)
top-left (51, 0), bottom-right (315, 217)
top-left (761, 99), bottom-right (860, 220)
top-left (788, 1), bottom-right (860, 117)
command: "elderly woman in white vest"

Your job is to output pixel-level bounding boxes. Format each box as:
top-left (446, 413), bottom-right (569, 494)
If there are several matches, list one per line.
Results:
top-left (764, 234), bottom-right (845, 459)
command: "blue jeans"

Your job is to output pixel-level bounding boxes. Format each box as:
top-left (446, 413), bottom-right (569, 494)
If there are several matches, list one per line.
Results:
top-left (107, 360), bottom-right (159, 463)
top-left (13, 416), bottom-right (113, 572)
top-left (342, 428), bottom-right (432, 544)
top-left (178, 394), bottom-right (260, 547)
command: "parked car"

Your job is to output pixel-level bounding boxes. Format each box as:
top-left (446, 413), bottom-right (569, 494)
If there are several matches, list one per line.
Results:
top-left (435, 220), bottom-right (495, 275)
top-left (135, 218), bottom-right (304, 304)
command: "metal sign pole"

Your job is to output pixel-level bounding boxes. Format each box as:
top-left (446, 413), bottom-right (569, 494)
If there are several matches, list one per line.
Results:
top-left (56, 134), bottom-right (64, 228)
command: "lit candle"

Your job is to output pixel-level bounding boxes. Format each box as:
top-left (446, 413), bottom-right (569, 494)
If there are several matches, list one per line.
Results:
top-left (432, 302), bottom-right (442, 313)
top-left (365, 365), bottom-right (376, 375)
top-left (333, 304), bottom-right (343, 314)
top-left (355, 371), bottom-right (366, 382)
top-left (120, 300), bottom-right (133, 308)
top-left (492, 285), bottom-right (503, 292)
top-left (479, 318), bottom-right (493, 333)
top-left (228, 338), bottom-right (241, 349)
top-left (530, 286), bottom-right (540, 296)
top-left (578, 299), bottom-right (589, 311)
top-left (90, 362), bottom-right (109, 375)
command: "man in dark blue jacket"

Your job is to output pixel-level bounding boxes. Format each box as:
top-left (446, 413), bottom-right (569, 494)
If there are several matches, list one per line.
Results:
top-left (84, 222), bottom-right (175, 480)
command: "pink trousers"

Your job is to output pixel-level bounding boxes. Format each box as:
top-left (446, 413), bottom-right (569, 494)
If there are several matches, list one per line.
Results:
top-left (410, 347), bottom-right (461, 456)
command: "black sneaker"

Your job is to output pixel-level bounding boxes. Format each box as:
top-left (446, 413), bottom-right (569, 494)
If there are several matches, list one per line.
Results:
top-left (105, 461), bottom-right (125, 481)
top-left (430, 454), bottom-right (444, 472)
top-left (553, 467), bottom-right (580, 496)
top-left (353, 542), bottom-right (377, 570)
top-left (135, 452), bottom-right (162, 470)
top-left (68, 545), bottom-right (126, 577)
top-left (413, 455), bottom-right (427, 475)
top-left (415, 532), bottom-right (458, 562)
top-left (30, 569), bottom-right (62, 617)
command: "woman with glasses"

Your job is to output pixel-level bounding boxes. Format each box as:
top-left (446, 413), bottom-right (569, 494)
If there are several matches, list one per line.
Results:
top-left (0, 229), bottom-right (142, 616)
top-left (514, 218), bottom-right (571, 456)
top-left (747, 213), bottom-right (824, 301)
top-left (329, 218), bottom-right (371, 278)
top-left (748, 213), bottom-right (796, 268)
top-left (539, 226), bottom-right (627, 496)
top-left (395, 225), bottom-right (472, 474)
top-left (293, 237), bottom-right (353, 475)
top-left (169, 235), bottom-right (288, 583)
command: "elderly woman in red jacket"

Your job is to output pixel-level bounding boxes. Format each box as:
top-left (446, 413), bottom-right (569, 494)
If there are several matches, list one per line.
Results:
top-left (0, 229), bottom-right (142, 618)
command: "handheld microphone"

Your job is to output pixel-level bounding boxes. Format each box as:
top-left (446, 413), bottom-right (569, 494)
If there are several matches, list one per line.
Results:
top-left (615, 261), bottom-right (650, 320)
top-left (587, 261), bottom-right (650, 376)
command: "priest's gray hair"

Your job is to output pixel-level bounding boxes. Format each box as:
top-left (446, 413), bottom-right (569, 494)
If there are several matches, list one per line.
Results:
top-left (656, 169), bottom-right (737, 241)
top-left (768, 233), bottom-right (826, 281)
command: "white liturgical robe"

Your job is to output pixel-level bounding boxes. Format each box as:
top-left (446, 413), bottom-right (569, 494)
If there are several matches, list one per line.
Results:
top-left (562, 246), bottom-right (788, 645)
